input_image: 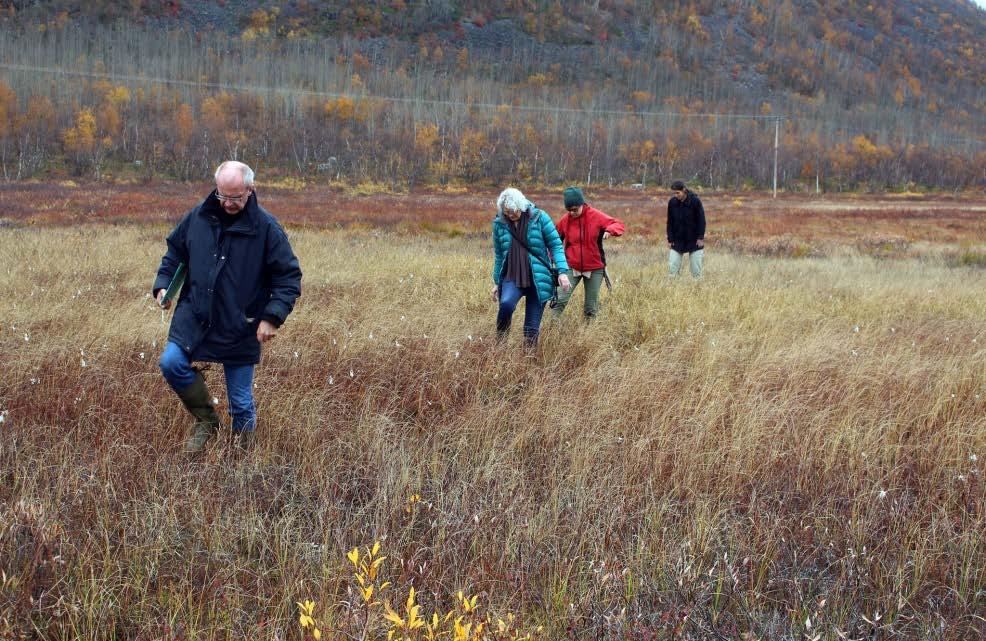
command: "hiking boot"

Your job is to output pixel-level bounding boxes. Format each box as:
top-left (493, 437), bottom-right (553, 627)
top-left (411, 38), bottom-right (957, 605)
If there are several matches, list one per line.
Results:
top-left (176, 372), bottom-right (220, 454)
top-left (232, 429), bottom-right (256, 451)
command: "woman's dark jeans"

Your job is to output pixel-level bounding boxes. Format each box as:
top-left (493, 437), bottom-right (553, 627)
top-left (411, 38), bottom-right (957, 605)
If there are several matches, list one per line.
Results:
top-left (496, 279), bottom-right (545, 345)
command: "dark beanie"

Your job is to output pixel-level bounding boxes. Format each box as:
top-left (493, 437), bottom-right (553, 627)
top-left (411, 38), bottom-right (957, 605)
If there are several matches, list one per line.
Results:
top-left (670, 180), bottom-right (686, 191)
top-left (563, 187), bottom-right (586, 209)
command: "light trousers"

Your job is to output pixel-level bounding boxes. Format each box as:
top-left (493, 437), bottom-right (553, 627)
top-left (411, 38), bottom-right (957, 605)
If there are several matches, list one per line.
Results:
top-left (669, 249), bottom-right (704, 278)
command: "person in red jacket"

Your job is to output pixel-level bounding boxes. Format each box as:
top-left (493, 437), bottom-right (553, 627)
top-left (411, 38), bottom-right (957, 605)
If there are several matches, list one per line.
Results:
top-left (552, 187), bottom-right (625, 319)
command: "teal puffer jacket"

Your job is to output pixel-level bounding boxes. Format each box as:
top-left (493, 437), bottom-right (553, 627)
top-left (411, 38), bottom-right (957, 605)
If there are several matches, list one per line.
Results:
top-left (492, 206), bottom-right (569, 304)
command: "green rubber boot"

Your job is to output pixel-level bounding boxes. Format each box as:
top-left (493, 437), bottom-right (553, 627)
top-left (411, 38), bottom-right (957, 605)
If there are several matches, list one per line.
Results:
top-left (176, 372), bottom-right (220, 454)
top-left (233, 429), bottom-right (256, 451)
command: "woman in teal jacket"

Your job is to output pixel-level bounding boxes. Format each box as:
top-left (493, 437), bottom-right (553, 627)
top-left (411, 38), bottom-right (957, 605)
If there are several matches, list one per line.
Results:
top-left (491, 187), bottom-right (572, 345)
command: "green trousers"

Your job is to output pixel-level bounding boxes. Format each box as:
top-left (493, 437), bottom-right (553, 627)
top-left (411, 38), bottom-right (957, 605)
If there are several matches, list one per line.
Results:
top-left (552, 269), bottom-right (605, 319)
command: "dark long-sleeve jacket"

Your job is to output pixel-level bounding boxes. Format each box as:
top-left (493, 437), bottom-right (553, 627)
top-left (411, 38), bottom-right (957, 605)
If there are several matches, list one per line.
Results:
top-left (153, 192), bottom-right (302, 365)
top-left (666, 191), bottom-right (706, 253)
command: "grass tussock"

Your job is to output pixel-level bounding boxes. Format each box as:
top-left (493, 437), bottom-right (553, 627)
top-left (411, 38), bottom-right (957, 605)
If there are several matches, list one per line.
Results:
top-left (949, 248), bottom-right (986, 269)
top-left (0, 224), bottom-right (984, 640)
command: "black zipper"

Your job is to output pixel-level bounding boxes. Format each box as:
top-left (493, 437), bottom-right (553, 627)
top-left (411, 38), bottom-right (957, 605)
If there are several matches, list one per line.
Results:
top-left (579, 214), bottom-right (585, 272)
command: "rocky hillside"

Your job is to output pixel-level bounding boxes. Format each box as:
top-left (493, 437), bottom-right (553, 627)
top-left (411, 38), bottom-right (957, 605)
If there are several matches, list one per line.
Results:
top-left (0, 0), bottom-right (982, 188)
top-left (7, 0), bottom-right (985, 122)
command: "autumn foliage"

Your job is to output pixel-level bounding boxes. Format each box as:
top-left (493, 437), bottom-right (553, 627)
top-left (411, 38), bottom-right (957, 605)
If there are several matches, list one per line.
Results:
top-left (0, 1), bottom-right (982, 190)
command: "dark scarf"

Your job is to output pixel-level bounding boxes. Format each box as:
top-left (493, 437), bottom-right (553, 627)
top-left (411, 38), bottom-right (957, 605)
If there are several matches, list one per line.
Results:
top-left (503, 211), bottom-right (533, 289)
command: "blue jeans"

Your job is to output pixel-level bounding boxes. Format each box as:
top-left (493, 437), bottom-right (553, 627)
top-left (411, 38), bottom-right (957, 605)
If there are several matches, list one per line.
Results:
top-left (159, 341), bottom-right (256, 433)
top-left (496, 279), bottom-right (546, 345)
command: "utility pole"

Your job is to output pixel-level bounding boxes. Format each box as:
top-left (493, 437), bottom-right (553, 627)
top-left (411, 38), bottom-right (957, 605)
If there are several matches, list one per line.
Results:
top-left (773, 117), bottom-right (780, 199)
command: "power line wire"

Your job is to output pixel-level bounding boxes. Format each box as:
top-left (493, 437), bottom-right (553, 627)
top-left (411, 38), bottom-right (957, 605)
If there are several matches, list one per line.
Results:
top-left (0, 61), bottom-right (782, 120)
top-left (1, 61), bottom-right (983, 147)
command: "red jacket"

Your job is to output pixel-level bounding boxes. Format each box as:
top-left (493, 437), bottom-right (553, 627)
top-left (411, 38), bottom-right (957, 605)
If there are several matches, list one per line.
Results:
top-left (556, 204), bottom-right (625, 272)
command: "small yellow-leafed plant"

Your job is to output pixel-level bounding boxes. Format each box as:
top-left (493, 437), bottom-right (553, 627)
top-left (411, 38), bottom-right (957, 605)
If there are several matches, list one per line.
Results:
top-left (297, 599), bottom-right (322, 641)
top-left (382, 586), bottom-right (426, 640)
top-left (383, 587), bottom-right (482, 641)
top-left (349, 540), bottom-right (391, 608)
top-left (405, 493), bottom-right (422, 513)
top-left (298, 541), bottom-right (541, 641)
top-left (377, 569), bottom-right (542, 641)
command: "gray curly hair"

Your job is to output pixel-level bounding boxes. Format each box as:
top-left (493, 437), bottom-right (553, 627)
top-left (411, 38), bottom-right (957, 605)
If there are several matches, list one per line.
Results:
top-left (496, 187), bottom-right (532, 215)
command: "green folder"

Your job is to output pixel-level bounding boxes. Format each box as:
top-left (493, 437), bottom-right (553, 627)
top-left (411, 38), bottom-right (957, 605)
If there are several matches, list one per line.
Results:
top-left (159, 262), bottom-right (187, 308)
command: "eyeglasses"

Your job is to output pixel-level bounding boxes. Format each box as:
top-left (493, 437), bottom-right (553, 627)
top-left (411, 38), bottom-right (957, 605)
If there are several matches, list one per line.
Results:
top-left (215, 190), bottom-right (250, 203)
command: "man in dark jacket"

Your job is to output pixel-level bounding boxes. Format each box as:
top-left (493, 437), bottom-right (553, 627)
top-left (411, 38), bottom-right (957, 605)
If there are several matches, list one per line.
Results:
top-left (153, 161), bottom-right (302, 453)
top-left (666, 180), bottom-right (705, 278)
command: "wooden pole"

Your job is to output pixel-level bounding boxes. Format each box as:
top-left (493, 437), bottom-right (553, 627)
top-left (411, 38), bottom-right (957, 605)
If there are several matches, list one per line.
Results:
top-left (773, 117), bottom-right (780, 199)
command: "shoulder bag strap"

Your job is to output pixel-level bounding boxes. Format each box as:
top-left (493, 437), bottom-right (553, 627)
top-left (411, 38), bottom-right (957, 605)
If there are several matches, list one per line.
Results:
top-left (503, 212), bottom-right (555, 272)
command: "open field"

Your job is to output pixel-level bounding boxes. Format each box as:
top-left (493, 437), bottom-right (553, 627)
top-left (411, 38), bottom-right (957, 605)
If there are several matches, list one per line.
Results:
top-left (2, 182), bottom-right (986, 244)
top-left (1, 185), bottom-right (985, 639)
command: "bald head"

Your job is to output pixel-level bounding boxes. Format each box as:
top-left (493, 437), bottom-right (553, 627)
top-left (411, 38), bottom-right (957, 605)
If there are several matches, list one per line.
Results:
top-left (215, 161), bottom-right (255, 186)
top-left (214, 161), bottom-right (255, 214)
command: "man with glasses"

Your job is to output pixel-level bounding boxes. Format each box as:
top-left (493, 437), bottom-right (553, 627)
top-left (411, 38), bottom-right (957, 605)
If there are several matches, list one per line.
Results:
top-left (666, 180), bottom-right (706, 279)
top-left (153, 161), bottom-right (302, 453)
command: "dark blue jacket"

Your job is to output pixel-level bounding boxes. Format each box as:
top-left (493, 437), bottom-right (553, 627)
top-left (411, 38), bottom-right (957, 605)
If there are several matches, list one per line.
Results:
top-left (153, 192), bottom-right (302, 365)
top-left (666, 191), bottom-right (706, 253)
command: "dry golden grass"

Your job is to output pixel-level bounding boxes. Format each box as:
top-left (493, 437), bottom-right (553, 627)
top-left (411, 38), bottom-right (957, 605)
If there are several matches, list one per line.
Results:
top-left (0, 215), bottom-right (984, 639)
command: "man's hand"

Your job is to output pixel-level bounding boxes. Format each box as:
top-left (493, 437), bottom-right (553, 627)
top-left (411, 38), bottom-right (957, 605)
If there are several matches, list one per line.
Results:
top-left (257, 320), bottom-right (278, 343)
top-left (491, 286), bottom-right (500, 303)
top-left (155, 289), bottom-right (172, 310)
top-left (602, 231), bottom-right (611, 240)
top-left (668, 241), bottom-right (673, 248)
top-left (696, 239), bottom-right (705, 249)
top-left (558, 273), bottom-right (573, 292)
